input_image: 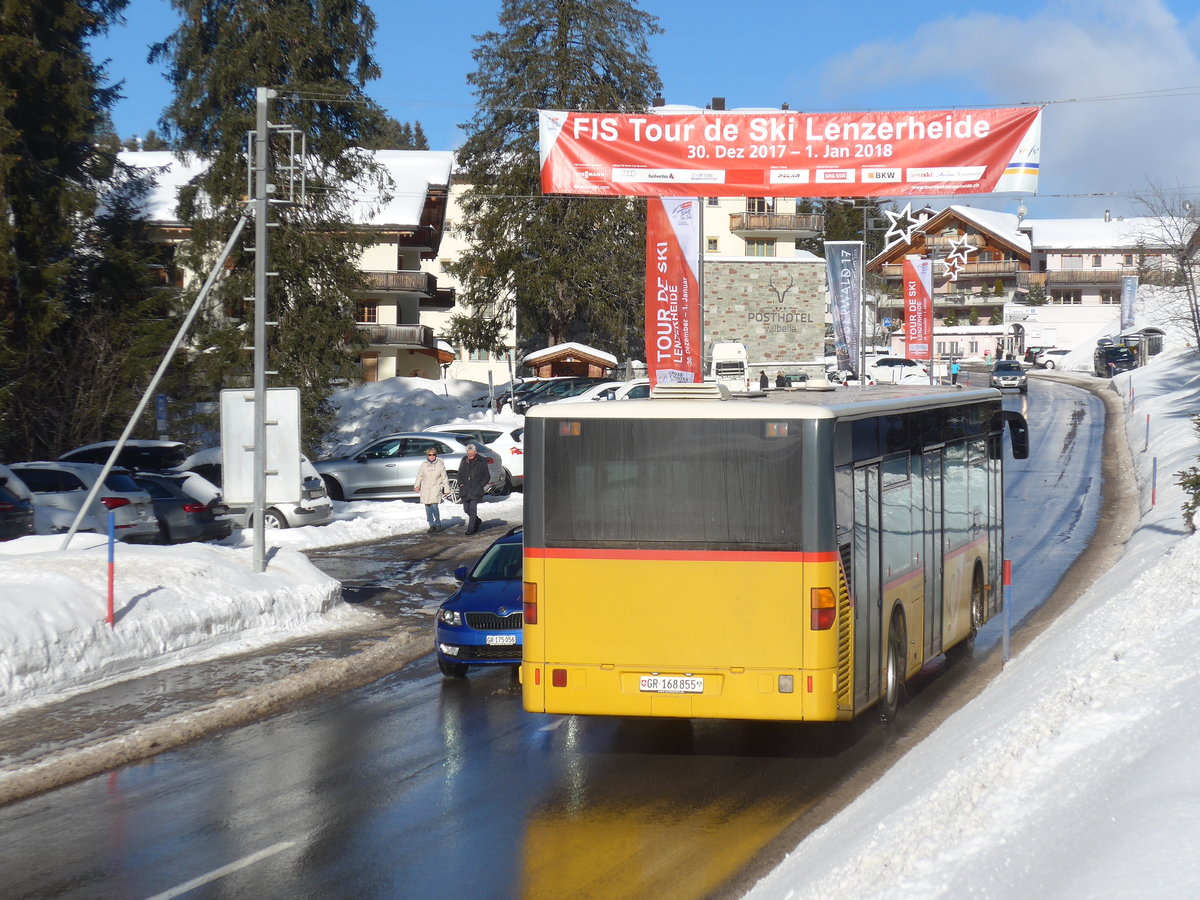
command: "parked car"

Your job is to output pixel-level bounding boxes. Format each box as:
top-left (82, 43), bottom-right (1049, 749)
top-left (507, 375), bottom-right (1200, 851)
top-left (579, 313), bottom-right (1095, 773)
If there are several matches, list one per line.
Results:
top-left (58, 439), bottom-right (191, 472)
top-left (864, 356), bottom-right (929, 384)
top-left (314, 432), bottom-right (504, 502)
top-left (1036, 349), bottom-right (1071, 370)
top-left (423, 422), bottom-right (525, 491)
top-left (1023, 345), bottom-right (1053, 365)
top-left (1094, 344), bottom-right (1138, 377)
top-left (547, 378), bottom-right (652, 403)
top-left (133, 472), bottom-right (233, 544)
top-left (471, 379), bottom-right (539, 410)
top-left (176, 448), bottom-right (333, 529)
top-left (435, 526), bottom-right (524, 677)
top-left (489, 378), bottom-right (561, 413)
top-left (990, 359), bottom-right (1029, 393)
top-left (0, 464), bottom-right (35, 541)
top-left (512, 377), bottom-right (611, 414)
top-left (9, 461), bottom-right (158, 540)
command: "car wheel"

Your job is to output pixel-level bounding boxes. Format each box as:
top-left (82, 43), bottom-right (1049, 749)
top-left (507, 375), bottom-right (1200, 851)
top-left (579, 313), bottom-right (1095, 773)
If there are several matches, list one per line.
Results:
top-left (1044, 359), bottom-right (1056, 370)
top-left (438, 658), bottom-right (469, 677)
top-left (263, 508), bottom-right (289, 529)
top-left (498, 469), bottom-right (514, 496)
top-left (446, 475), bottom-right (461, 503)
top-left (880, 609), bottom-right (906, 725)
top-left (322, 475), bottom-right (344, 501)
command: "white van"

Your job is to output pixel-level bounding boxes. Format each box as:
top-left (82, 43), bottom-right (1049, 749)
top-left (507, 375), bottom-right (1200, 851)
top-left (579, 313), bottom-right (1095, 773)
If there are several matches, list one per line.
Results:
top-left (710, 342), bottom-right (750, 391)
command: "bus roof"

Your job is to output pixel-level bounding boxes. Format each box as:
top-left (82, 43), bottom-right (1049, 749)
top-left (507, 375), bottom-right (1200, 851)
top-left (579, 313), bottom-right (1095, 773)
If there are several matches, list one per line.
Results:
top-left (527, 385), bottom-right (1002, 421)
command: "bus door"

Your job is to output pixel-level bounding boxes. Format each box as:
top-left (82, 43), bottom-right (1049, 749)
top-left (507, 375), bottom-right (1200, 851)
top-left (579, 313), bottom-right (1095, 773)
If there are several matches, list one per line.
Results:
top-left (851, 464), bottom-right (882, 711)
top-left (922, 449), bottom-right (945, 658)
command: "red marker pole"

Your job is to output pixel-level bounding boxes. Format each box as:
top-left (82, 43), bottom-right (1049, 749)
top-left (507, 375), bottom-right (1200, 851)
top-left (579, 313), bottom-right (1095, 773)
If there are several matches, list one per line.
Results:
top-left (1002, 559), bottom-right (1012, 665)
top-left (107, 512), bottom-right (115, 628)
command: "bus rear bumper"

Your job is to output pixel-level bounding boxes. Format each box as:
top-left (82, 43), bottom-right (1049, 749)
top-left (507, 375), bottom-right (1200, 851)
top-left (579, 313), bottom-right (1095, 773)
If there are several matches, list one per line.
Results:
top-left (520, 663), bottom-right (849, 722)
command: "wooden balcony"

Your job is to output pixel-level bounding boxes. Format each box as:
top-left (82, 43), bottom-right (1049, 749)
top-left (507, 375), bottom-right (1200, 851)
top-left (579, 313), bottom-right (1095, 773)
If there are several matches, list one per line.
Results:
top-left (1017, 269), bottom-right (1174, 288)
top-left (361, 270), bottom-right (438, 296)
top-left (728, 212), bottom-right (824, 235)
top-left (880, 260), bottom-right (1023, 278)
top-left (356, 323), bottom-right (436, 350)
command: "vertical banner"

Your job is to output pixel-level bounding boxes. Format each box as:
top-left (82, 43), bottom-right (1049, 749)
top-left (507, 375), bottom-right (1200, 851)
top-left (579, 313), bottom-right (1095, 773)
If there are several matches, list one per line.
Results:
top-left (1121, 275), bottom-right (1138, 331)
top-left (824, 241), bottom-right (863, 376)
top-left (903, 255), bottom-right (934, 361)
top-left (645, 197), bottom-right (702, 384)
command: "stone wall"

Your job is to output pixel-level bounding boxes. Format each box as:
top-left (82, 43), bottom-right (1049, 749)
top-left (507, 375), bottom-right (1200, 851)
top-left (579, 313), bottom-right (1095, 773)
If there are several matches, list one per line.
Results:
top-left (701, 258), bottom-right (827, 376)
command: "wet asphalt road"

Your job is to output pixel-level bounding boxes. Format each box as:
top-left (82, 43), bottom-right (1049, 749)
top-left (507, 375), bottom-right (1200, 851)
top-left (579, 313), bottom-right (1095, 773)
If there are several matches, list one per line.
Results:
top-left (0, 376), bottom-right (1116, 899)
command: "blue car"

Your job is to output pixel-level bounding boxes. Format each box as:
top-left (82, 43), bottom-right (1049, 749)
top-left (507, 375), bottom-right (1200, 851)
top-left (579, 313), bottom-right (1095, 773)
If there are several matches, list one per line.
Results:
top-left (435, 526), bottom-right (523, 677)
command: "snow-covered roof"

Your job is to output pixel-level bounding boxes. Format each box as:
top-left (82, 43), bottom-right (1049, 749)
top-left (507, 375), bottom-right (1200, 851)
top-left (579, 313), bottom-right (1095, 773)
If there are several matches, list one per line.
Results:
top-left (523, 342), bottom-right (618, 367)
top-left (118, 149), bottom-right (454, 228)
top-left (1023, 216), bottom-right (1173, 251)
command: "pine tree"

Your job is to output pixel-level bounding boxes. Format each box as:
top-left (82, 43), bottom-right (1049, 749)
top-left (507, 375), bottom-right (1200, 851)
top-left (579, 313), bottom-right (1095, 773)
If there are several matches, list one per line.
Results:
top-left (447, 0), bottom-right (662, 356)
top-left (363, 116), bottom-right (430, 150)
top-left (150, 0), bottom-right (389, 449)
top-left (0, 0), bottom-right (152, 460)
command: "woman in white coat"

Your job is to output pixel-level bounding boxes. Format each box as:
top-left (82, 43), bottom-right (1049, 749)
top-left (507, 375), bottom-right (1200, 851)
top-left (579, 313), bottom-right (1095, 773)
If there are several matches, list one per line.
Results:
top-left (414, 445), bottom-right (450, 532)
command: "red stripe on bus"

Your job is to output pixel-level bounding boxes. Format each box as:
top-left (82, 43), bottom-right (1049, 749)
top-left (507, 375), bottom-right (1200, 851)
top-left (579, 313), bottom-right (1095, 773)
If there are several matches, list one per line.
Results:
top-left (524, 547), bottom-right (837, 563)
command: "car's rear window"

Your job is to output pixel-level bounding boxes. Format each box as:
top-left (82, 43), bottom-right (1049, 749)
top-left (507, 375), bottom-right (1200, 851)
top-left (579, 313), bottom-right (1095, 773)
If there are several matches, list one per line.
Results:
top-left (104, 472), bottom-right (143, 492)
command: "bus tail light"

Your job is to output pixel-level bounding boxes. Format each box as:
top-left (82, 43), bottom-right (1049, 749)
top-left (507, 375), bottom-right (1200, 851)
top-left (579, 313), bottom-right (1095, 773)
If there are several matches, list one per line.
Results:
top-left (523, 582), bottom-right (537, 625)
top-left (811, 587), bottom-right (836, 630)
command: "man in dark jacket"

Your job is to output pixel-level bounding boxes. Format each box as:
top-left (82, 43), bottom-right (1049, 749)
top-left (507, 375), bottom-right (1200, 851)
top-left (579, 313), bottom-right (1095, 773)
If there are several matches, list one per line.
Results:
top-left (458, 442), bottom-right (491, 534)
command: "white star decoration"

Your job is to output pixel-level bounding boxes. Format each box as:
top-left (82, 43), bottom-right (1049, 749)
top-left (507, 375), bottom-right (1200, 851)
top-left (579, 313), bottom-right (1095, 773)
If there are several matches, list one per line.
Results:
top-left (882, 202), bottom-right (923, 247)
top-left (940, 236), bottom-right (977, 283)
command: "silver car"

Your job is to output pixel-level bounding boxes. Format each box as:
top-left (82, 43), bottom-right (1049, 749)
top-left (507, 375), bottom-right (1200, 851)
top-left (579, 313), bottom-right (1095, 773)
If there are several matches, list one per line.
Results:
top-left (314, 432), bottom-right (504, 502)
top-left (990, 360), bottom-right (1029, 393)
top-left (9, 461), bottom-right (159, 541)
top-left (176, 448), bottom-right (333, 530)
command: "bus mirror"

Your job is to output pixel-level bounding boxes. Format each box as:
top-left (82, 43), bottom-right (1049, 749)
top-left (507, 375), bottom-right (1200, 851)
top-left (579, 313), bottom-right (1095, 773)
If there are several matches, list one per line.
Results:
top-left (1003, 410), bottom-right (1030, 459)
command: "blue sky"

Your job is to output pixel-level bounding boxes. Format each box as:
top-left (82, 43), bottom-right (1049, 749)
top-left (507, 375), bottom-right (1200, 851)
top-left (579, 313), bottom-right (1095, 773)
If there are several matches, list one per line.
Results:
top-left (89, 0), bottom-right (1200, 217)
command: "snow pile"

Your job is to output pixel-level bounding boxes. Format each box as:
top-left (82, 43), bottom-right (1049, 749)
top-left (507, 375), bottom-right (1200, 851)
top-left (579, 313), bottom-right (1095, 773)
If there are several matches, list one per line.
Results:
top-left (0, 535), bottom-right (348, 713)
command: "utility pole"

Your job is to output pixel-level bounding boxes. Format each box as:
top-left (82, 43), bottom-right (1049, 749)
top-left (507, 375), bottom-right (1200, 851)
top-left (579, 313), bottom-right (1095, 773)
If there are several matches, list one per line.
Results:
top-left (252, 87), bottom-right (272, 574)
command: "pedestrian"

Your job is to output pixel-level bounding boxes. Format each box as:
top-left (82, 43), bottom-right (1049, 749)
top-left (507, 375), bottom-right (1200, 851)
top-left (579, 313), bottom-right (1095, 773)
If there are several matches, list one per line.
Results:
top-left (458, 442), bottom-right (491, 535)
top-left (414, 445), bottom-right (449, 533)
top-left (775, 371), bottom-right (786, 389)
top-left (759, 370), bottom-right (769, 391)
top-left (950, 359), bottom-right (961, 385)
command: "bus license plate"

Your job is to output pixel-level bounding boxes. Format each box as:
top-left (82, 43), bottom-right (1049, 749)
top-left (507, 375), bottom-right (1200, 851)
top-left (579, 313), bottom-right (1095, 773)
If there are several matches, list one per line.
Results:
top-left (639, 675), bottom-right (704, 694)
top-left (486, 634), bottom-right (517, 646)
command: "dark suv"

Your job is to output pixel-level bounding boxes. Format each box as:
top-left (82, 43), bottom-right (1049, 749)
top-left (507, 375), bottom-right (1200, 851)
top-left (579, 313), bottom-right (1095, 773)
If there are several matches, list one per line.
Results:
top-left (1094, 345), bottom-right (1137, 377)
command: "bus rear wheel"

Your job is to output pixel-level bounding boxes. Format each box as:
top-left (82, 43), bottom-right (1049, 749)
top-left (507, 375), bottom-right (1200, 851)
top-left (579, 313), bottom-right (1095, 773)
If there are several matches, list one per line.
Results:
top-left (946, 566), bottom-right (985, 666)
top-left (880, 611), bottom-right (906, 725)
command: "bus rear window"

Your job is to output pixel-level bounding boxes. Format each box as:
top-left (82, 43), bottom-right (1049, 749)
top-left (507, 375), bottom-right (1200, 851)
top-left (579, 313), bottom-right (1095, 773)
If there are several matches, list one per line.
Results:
top-left (543, 419), bottom-right (802, 549)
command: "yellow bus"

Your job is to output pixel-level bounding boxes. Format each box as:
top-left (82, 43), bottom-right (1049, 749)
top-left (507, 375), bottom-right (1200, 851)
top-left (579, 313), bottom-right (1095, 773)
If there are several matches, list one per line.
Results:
top-left (521, 382), bottom-right (1028, 723)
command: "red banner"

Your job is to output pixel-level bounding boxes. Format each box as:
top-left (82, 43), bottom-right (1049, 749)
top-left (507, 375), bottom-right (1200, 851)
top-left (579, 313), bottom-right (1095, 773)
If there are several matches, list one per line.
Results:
top-left (540, 107), bottom-right (1041, 198)
top-left (645, 197), bottom-right (702, 384)
top-left (903, 256), bottom-right (933, 361)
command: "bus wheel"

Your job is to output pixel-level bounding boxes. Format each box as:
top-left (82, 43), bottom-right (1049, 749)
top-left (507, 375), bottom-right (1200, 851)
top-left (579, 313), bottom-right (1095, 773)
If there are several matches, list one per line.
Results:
top-left (880, 611), bottom-right (906, 724)
top-left (947, 567), bottom-right (984, 666)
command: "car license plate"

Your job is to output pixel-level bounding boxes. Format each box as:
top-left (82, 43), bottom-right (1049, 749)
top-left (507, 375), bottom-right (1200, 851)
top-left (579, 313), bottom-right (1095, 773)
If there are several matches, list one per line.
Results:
top-left (485, 634), bottom-right (517, 646)
top-left (639, 675), bottom-right (704, 694)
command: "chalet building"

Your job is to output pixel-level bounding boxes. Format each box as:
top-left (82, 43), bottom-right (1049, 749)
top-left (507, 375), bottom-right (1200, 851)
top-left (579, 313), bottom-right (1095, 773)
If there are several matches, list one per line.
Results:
top-left (123, 149), bottom-right (460, 383)
top-left (868, 205), bottom-right (1174, 355)
top-left (523, 343), bottom-right (617, 378)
